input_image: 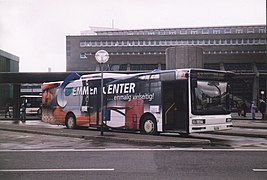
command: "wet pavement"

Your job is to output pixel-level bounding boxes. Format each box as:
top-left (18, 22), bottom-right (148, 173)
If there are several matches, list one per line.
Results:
top-left (0, 120), bottom-right (211, 147)
top-left (0, 116), bottom-right (266, 148)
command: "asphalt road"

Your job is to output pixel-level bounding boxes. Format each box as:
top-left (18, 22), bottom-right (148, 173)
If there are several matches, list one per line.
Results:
top-left (0, 118), bottom-right (267, 179)
top-left (1, 130), bottom-right (267, 180)
top-left (1, 149), bottom-right (267, 180)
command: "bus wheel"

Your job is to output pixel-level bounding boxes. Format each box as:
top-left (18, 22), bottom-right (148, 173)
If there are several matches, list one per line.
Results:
top-left (141, 115), bottom-right (157, 135)
top-left (66, 114), bottom-right (76, 129)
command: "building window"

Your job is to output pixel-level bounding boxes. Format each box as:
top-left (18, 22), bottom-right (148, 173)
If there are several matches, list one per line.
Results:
top-left (130, 64), bottom-right (159, 71)
top-left (259, 39), bottom-right (265, 44)
top-left (236, 29), bottom-right (243, 33)
top-left (80, 53), bottom-right (87, 59)
top-left (202, 29), bottom-right (209, 34)
top-left (231, 39), bottom-right (237, 44)
top-left (248, 39), bottom-right (253, 44)
top-left (224, 28), bottom-right (231, 34)
top-left (182, 40), bottom-right (187, 45)
top-left (247, 28), bottom-right (255, 33)
top-left (80, 41), bottom-right (86, 47)
top-left (180, 30), bottom-right (187, 34)
top-left (213, 29), bottom-right (220, 34)
top-left (198, 40), bottom-right (204, 45)
top-left (191, 30), bottom-right (198, 34)
top-left (259, 28), bottom-right (266, 33)
top-left (169, 30), bottom-right (176, 35)
top-left (210, 40), bottom-right (214, 44)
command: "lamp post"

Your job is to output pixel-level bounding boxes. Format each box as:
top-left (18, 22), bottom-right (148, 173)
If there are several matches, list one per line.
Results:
top-left (95, 50), bottom-right (109, 136)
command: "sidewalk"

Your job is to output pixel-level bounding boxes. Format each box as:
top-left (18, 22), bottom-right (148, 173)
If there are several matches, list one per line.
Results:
top-left (231, 112), bottom-right (264, 120)
top-left (0, 120), bottom-right (210, 147)
top-left (0, 116), bottom-right (266, 146)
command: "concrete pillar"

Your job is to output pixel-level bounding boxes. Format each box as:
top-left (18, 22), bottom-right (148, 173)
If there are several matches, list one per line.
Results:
top-left (220, 63), bottom-right (225, 71)
top-left (12, 84), bottom-right (20, 119)
top-left (252, 75), bottom-right (259, 102)
top-left (127, 64), bottom-right (131, 71)
top-left (252, 63), bottom-right (259, 103)
top-left (166, 46), bottom-right (203, 70)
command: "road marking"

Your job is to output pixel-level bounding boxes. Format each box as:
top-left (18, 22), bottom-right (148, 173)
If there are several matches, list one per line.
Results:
top-left (0, 168), bottom-right (115, 172)
top-left (0, 148), bottom-right (267, 152)
top-left (253, 169), bottom-right (267, 172)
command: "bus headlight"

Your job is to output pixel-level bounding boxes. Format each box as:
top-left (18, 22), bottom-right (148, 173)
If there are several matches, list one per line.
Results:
top-left (226, 118), bottom-right (232, 122)
top-left (192, 119), bottom-right (206, 124)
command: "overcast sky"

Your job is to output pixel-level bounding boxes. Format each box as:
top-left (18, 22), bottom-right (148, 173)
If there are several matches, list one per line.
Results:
top-left (0, 0), bottom-right (266, 72)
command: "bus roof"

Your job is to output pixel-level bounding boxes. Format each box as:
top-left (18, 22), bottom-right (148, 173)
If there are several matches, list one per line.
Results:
top-left (42, 68), bottom-right (234, 86)
top-left (20, 95), bottom-right (42, 98)
top-left (81, 73), bottom-right (130, 79)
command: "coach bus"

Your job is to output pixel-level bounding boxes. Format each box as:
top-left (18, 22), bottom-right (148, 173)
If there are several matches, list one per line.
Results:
top-left (41, 68), bottom-right (233, 134)
top-left (20, 95), bottom-right (42, 115)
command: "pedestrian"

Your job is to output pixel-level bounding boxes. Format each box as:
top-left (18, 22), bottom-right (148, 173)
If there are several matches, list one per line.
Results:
top-left (237, 101), bottom-right (242, 116)
top-left (5, 103), bottom-right (11, 118)
top-left (259, 100), bottom-right (266, 120)
top-left (241, 101), bottom-right (247, 117)
top-left (20, 101), bottom-right (26, 123)
top-left (250, 101), bottom-right (257, 120)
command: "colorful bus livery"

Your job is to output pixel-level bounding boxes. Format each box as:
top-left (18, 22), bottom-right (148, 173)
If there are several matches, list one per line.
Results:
top-left (41, 69), bottom-right (234, 134)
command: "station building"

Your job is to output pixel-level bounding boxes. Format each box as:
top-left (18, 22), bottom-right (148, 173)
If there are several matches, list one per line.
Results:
top-left (66, 25), bottom-right (267, 105)
top-left (0, 49), bottom-right (19, 108)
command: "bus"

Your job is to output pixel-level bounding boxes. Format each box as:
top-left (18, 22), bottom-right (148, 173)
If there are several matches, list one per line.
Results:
top-left (20, 95), bottom-right (42, 115)
top-left (41, 68), bottom-right (234, 134)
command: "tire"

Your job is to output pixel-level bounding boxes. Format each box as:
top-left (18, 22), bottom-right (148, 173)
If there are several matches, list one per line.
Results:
top-left (140, 115), bottom-right (157, 135)
top-left (65, 114), bottom-right (76, 129)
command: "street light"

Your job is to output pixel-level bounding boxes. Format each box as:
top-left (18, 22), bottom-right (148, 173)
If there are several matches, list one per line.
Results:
top-left (95, 50), bottom-right (109, 136)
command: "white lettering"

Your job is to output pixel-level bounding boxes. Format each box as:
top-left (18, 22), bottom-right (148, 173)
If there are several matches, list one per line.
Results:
top-left (119, 84), bottom-right (124, 93)
top-left (129, 83), bottom-right (135, 93)
top-left (72, 83), bottom-right (136, 96)
top-left (113, 84), bottom-right (119, 94)
top-left (108, 85), bottom-right (113, 94)
top-left (82, 86), bottom-right (89, 95)
top-left (124, 83), bottom-right (129, 93)
top-left (73, 88), bottom-right (77, 96)
top-left (90, 87), bottom-right (97, 95)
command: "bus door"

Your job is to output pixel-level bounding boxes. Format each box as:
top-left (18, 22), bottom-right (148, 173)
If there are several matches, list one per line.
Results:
top-left (87, 80), bottom-right (99, 126)
top-left (163, 80), bottom-right (189, 133)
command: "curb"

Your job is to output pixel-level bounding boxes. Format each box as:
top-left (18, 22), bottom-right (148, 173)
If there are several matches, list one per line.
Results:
top-left (208, 130), bottom-right (267, 139)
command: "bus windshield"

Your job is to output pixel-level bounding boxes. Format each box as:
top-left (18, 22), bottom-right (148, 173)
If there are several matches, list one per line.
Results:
top-left (192, 80), bottom-right (230, 115)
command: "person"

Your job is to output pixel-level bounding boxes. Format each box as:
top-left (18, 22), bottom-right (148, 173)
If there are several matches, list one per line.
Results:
top-left (20, 101), bottom-right (26, 123)
top-left (241, 101), bottom-right (247, 117)
top-left (237, 101), bottom-right (242, 116)
top-left (5, 103), bottom-right (11, 118)
top-left (250, 101), bottom-right (257, 120)
top-left (259, 100), bottom-right (266, 120)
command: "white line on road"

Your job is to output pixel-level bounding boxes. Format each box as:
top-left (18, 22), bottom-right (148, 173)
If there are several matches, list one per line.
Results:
top-left (0, 168), bottom-right (115, 172)
top-left (253, 169), bottom-right (267, 172)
